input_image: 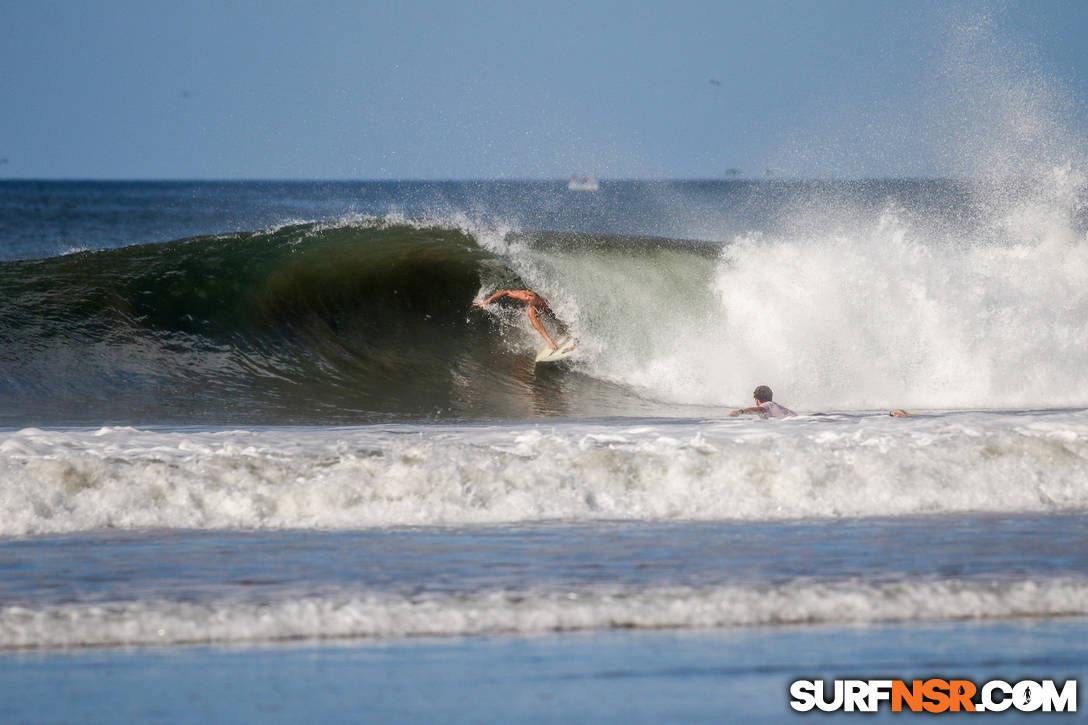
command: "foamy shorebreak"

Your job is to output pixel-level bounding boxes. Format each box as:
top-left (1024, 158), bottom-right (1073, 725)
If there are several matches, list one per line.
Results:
top-left (3, 412), bottom-right (1087, 536)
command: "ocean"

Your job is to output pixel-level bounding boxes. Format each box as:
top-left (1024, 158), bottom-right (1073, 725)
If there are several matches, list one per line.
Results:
top-left (1, 178), bottom-right (1086, 721)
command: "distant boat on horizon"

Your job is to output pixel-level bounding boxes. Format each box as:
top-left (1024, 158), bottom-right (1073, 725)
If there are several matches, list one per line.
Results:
top-left (567, 174), bottom-right (599, 192)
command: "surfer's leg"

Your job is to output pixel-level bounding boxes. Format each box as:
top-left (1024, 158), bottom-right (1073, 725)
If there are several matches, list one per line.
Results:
top-left (541, 308), bottom-right (569, 339)
top-left (527, 306), bottom-right (558, 350)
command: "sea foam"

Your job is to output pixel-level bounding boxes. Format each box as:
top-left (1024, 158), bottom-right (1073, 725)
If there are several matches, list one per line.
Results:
top-left (3, 577), bottom-right (1085, 650)
top-left (495, 171), bottom-right (1088, 413)
top-left (2, 414), bottom-right (1087, 536)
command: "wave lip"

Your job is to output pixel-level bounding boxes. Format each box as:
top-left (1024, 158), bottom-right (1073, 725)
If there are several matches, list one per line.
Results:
top-left (2, 578), bottom-right (1085, 650)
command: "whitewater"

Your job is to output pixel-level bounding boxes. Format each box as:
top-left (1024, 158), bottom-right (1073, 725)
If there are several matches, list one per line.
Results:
top-left (2, 414), bottom-right (1088, 537)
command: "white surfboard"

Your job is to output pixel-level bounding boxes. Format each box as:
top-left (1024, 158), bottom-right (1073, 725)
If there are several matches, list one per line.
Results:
top-left (535, 336), bottom-right (579, 363)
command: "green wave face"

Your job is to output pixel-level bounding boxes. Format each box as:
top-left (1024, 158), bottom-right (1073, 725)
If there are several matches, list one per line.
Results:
top-left (0, 220), bottom-right (703, 424)
top-left (2, 221), bottom-right (494, 423)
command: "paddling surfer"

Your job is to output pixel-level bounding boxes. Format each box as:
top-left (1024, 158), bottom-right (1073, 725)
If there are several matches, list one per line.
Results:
top-left (728, 387), bottom-right (913, 418)
top-left (729, 385), bottom-right (796, 418)
top-left (474, 289), bottom-right (562, 351)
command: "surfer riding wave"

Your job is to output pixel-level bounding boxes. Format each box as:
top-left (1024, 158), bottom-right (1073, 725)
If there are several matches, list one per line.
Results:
top-left (473, 289), bottom-right (566, 351)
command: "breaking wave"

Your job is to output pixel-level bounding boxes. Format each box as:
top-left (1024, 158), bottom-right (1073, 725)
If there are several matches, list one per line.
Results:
top-left (3, 417), bottom-right (1088, 536)
top-left (4, 577), bottom-right (1086, 650)
top-left (2, 169), bottom-right (1088, 427)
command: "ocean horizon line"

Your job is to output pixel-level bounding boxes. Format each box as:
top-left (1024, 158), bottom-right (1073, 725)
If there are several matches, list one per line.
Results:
top-left (0, 175), bottom-right (989, 185)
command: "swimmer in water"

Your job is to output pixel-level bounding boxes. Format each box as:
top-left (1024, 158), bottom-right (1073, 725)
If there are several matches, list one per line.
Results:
top-left (729, 385), bottom-right (796, 418)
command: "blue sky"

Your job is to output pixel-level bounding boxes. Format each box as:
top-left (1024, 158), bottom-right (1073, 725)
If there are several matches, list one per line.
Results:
top-left (2, 0), bottom-right (1087, 179)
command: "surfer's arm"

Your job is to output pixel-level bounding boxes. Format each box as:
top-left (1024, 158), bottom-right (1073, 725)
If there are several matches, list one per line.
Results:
top-left (474, 290), bottom-right (513, 307)
top-left (475, 289), bottom-right (540, 307)
top-left (729, 406), bottom-right (767, 417)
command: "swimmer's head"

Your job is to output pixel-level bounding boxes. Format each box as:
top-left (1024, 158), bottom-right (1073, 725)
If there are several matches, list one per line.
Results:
top-left (753, 385), bottom-right (773, 403)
